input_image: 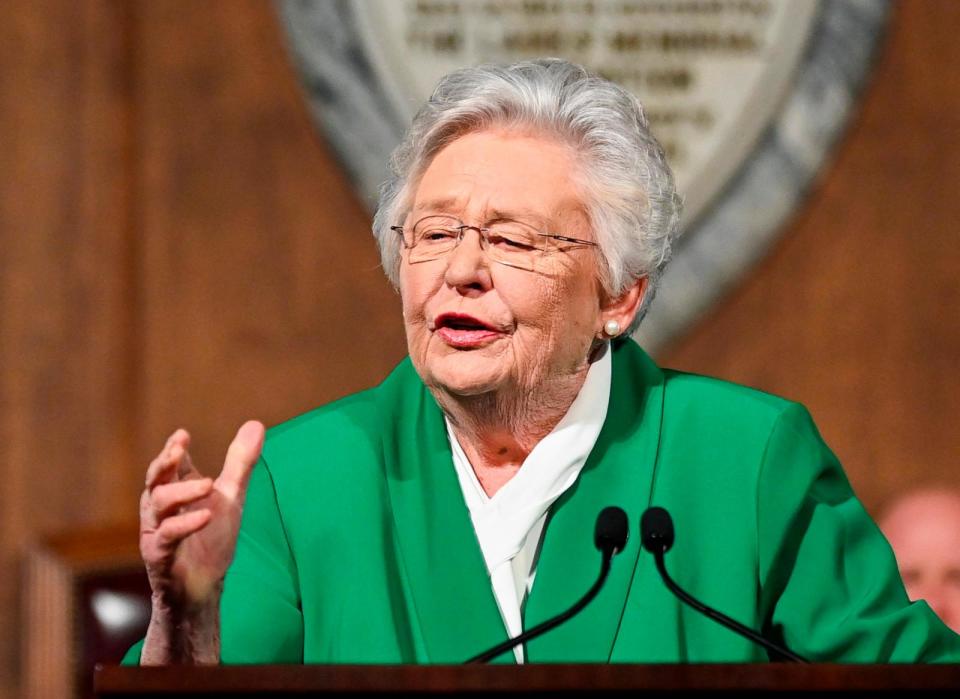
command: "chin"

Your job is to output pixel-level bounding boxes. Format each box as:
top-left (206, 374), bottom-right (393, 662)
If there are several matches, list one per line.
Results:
top-left (424, 354), bottom-right (510, 397)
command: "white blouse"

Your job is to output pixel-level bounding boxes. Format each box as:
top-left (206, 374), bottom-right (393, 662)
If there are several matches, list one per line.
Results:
top-left (446, 347), bottom-right (611, 662)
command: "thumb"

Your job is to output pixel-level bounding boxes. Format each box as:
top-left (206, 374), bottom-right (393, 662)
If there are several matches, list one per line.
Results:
top-left (218, 420), bottom-right (265, 501)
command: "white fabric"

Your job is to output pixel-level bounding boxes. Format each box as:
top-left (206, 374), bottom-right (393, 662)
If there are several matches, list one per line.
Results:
top-left (447, 347), bottom-right (611, 662)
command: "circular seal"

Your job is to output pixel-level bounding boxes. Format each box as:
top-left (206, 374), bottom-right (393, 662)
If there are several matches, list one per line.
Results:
top-left (277, 0), bottom-right (890, 351)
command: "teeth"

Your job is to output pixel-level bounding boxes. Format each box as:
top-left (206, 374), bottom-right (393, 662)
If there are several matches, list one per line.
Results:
top-left (441, 317), bottom-right (485, 330)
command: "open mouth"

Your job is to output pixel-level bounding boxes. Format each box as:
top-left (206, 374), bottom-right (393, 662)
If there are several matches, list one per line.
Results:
top-left (433, 313), bottom-right (503, 348)
top-left (436, 313), bottom-right (494, 331)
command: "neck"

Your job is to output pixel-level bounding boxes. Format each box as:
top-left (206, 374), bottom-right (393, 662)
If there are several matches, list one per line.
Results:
top-left (437, 365), bottom-right (591, 497)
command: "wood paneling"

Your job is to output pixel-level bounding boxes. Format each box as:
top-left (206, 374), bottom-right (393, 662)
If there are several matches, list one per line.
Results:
top-left (2, 1), bottom-right (407, 695)
top-left (133, 1), bottom-right (407, 474)
top-left (660, 1), bottom-right (960, 513)
top-left (0, 2), bottom-right (135, 696)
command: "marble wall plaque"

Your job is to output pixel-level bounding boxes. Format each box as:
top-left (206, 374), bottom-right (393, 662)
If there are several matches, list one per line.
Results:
top-left (353, 0), bottom-right (817, 228)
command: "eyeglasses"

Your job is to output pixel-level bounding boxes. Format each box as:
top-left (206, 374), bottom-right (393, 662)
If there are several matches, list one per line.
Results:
top-left (391, 214), bottom-right (597, 272)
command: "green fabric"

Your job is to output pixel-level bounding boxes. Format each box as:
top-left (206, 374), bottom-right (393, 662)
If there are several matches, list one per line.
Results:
top-left (123, 339), bottom-right (960, 665)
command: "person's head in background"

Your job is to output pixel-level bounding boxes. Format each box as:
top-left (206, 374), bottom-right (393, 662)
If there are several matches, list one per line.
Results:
top-left (878, 487), bottom-right (960, 633)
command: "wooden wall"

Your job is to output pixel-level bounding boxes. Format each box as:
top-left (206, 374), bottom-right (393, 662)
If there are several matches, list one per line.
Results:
top-left (661, 0), bottom-right (960, 509)
top-left (1, 0), bottom-right (957, 695)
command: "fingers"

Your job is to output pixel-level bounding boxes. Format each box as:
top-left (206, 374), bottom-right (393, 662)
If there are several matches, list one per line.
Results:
top-left (142, 430), bottom-right (200, 532)
top-left (218, 420), bottom-right (265, 501)
top-left (152, 509), bottom-right (213, 553)
top-left (150, 478), bottom-right (213, 519)
top-left (176, 447), bottom-right (200, 480)
top-left (145, 429), bottom-right (191, 489)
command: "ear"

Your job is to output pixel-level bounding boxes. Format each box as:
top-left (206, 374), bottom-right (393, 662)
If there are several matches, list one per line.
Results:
top-left (599, 276), bottom-right (648, 337)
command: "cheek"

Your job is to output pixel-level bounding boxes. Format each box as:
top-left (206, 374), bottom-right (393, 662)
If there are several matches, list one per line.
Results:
top-left (509, 272), bottom-right (598, 348)
top-left (399, 265), bottom-right (438, 323)
top-left (500, 276), bottom-right (559, 333)
top-left (541, 267), bottom-right (599, 331)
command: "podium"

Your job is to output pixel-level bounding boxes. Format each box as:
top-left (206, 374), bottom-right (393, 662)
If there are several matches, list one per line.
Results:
top-left (95, 664), bottom-right (960, 696)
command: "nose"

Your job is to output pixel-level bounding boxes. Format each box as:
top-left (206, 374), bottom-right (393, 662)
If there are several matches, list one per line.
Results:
top-left (443, 227), bottom-right (492, 292)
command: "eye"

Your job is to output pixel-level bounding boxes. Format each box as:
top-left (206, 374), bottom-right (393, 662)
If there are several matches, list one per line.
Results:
top-left (419, 228), bottom-right (459, 243)
top-left (946, 568), bottom-right (960, 589)
top-left (488, 233), bottom-right (536, 251)
top-left (900, 569), bottom-right (921, 587)
top-left (487, 224), bottom-right (539, 252)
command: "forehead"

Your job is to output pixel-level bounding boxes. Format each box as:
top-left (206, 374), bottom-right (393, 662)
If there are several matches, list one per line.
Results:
top-left (882, 497), bottom-right (960, 563)
top-left (411, 130), bottom-right (588, 225)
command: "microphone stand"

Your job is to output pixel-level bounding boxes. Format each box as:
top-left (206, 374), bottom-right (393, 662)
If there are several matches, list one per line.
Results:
top-left (465, 550), bottom-right (614, 664)
top-left (651, 550), bottom-right (809, 663)
top-left (465, 506), bottom-right (628, 664)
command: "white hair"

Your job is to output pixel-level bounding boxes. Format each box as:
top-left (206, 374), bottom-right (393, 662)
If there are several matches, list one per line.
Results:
top-left (372, 58), bottom-right (682, 331)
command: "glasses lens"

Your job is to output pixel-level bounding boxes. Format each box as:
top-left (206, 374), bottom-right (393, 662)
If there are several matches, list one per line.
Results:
top-left (485, 221), bottom-right (544, 270)
top-left (409, 216), bottom-right (461, 261)
top-left (405, 216), bottom-right (550, 271)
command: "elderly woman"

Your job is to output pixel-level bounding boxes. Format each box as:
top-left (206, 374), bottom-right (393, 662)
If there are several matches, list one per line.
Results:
top-left (127, 59), bottom-right (959, 666)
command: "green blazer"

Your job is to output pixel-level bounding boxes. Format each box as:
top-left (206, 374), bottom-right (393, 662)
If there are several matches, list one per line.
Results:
top-left (125, 339), bottom-right (960, 664)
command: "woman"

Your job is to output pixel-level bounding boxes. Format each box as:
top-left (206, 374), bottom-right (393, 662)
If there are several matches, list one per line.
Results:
top-left (128, 59), bottom-right (960, 665)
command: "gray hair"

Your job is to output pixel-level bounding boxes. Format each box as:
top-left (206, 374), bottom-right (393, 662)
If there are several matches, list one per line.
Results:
top-left (372, 58), bottom-right (682, 332)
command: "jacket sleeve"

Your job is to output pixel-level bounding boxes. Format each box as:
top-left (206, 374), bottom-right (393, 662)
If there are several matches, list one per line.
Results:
top-left (219, 455), bottom-right (303, 663)
top-left (120, 455), bottom-right (304, 665)
top-left (756, 402), bottom-right (960, 661)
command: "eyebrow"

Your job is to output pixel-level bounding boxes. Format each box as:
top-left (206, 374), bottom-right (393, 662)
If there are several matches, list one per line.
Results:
top-left (487, 208), bottom-right (551, 227)
top-left (412, 201), bottom-right (553, 228)
top-left (412, 198), bottom-right (461, 214)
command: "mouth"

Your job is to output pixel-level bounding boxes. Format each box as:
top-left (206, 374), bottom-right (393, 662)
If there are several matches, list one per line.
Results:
top-left (432, 312), bottom-right (505, 349)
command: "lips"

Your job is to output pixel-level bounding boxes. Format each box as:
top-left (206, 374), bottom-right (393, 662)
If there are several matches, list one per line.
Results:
top-left (433, 312), bottom-right (504, 348)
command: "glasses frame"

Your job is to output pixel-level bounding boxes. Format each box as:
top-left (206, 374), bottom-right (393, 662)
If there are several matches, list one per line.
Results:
top-left (390, 216), bottom-right (598, 268)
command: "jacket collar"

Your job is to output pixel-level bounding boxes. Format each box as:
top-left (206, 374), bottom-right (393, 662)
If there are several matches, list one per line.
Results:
top-left (524, 339), bottom-right (665, 661)
top-left (379, 339), bottom-right (665, 663)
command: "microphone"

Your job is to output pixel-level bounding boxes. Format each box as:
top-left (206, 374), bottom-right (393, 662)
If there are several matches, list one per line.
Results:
top-left (465, 506), bottom-right (629, 664)
top-left (640, 506), bottom-right (809, 663)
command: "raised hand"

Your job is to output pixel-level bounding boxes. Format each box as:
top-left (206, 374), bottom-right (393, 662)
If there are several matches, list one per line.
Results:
top-left (138, 421), bottom-right (264, 663)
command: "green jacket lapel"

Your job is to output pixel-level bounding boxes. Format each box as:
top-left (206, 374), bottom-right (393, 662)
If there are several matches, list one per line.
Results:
top-left (524, 340), bottom-right (665, 662)
top-left (379, 360), bottom-right (514, 663)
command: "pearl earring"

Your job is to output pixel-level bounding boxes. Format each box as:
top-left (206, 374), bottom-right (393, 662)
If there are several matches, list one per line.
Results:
top-left (603, 319), bottom-right (621, 337)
